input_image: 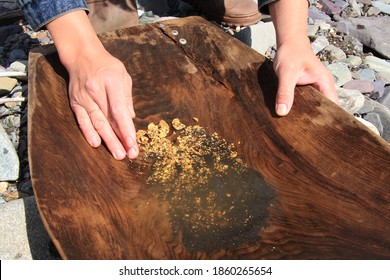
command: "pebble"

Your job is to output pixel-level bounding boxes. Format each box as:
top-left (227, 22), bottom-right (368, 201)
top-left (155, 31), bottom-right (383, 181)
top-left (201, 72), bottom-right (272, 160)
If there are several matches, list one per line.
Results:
top-left (378, 87), bottom-right (390, 109)
top-left (311, 35), bottom-right (330, 54)
top-left (363, 97), bottom-right (390, 142)
top-left (356, 68), bottom-right (377, 81)
top-left (364, 112), bottom-right (384, 135)
top-left (340, 55), bottom-right (362, 67)
top-left (0, 125), bottom-right (19, 181)
top-left (327, 62), bottom-right (353, 86)
top-left (337, 87), bottom-right (366, 113)
top-left (343, 79), bottom-right (375, 93)
top-left (355, 116), bottom-right (381, 135)
top-left (324, 45), bottom-right (347, 61)
top-left (0, 77), bottom-right (17, 96)
top-left (372, 0), bottom-right (390, 14)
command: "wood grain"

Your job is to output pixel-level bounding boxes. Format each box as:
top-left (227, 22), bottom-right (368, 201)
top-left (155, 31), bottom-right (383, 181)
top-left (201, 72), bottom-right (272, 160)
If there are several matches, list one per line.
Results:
top-left (28, 16), bottom-right (390, 259)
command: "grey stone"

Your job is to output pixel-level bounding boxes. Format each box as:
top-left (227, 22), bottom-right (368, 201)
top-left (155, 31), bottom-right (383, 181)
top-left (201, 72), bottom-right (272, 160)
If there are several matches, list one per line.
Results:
top-left (356, 0), bottom-right (372, 4)
top-left (250, 22), bottom-right (276, 55)
top-left (311, 35), bottom-right (330, 54)
top-left (338, 17), bottom-right (390, 59)
top-left (372, 0), bottom-right (390, 15)
top-left (364, 56), bottom-right (390, 83)
top-left (367, 6), bottom-right (381, 16)
top-left (357, 68), bottom-right (377, 81)
top-left (309, 6), bottom-right (332, 20)
top-left (0, 125), bottom-right (19, 181)
top-left (308, 24), bottom-right (320, 37)
top-left (364, 112), bottom-right (384, 135)
top-left (0, 196), bottom-right (55, 260)
top-left (324, 45), bottom-right (347, 61)
top-left (358, 99), bottom-right (375, 114)
top-left (370, 80), bottom-right (386, 99)
top-left (378, 86), bottom-right (390, 109)
top-left (343, 79), bottom-right (374, 93)
top-left (335, 0), bottom-right (350, 9)
top-left (327, 62), bottom-right (353, 86)
top-left (363, 97), bottom-right (390, 142)
top-left (340, 55), bottom-right (362, 67)
top-left (319, 0), bottom-right (342, 14)
top-left (337, 87), bottom-right (365, 113)
top-left (348, 0), bottom-right (363, 16)
top-left (355, 116), bottom-right (380, 135)
top-left (335, 21), bottom-right (349, 34)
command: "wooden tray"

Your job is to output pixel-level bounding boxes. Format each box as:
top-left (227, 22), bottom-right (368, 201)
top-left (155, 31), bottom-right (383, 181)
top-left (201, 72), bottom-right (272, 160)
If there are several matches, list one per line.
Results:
top-left (28, 16), bottom-right (390, 259)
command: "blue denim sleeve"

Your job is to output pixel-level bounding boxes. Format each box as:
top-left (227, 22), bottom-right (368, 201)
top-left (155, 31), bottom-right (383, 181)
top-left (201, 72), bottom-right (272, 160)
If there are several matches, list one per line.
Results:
top-left (16, 0), bottom-right (89, 30)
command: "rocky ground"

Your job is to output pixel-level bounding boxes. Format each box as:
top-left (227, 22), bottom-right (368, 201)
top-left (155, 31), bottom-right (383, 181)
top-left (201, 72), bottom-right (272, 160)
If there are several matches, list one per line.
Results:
top-left (0, 0), bottom-right (389, 259)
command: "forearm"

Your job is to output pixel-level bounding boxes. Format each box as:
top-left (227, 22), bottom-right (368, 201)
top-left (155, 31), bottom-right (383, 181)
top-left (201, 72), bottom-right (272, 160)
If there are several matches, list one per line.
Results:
top-left (46, 10), bottom-right (106, 69)
top-left (268, 0), bottom-right (309, 48)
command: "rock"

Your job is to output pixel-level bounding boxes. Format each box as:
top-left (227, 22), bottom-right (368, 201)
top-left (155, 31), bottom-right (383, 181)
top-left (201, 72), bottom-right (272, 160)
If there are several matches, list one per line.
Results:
top-left (356, 0), bottom-right (372, 4)
top-left (0, 181), bottom-right (9, 194)
top-left (339, 17), bottom-right (390, 59)
top-left (250, 22), bottom-right (276, 56)
top-left (355, 116), bottom-right (381, 135)
top-left (363, 97), bottom-right (390, 142)
top-left (337, 87), bottom-right (365, 113)
top-left (324, 45), bottom-right (347, 61)
top-left (370, 80), bottom-right (386, 99)
top-left (364, 112), bottom-right (384, 135)
top-left (356, 68), bottom-right (377, 81)
top-left (0, 77), bottom-right (17, 96)
top-left (311, 35), bottom-right (330, 54)
top-left (340, 55), bottom-right (362, 67)
top-left (309, 6), bottom-right (332, 20)
top-left (8, 60), bottom-right (27, 72)
top-left (327, 62), bottom-right (353, 86)
top-left (378, 86), bottom-right (390, 109)
top-left (343, 79), bottom-right (375, 93)
top-left (358, 98), bottom-right (375, 114)
top-left (0, 125), bottom-right (19, 181)
top-left (348, 0), bottom-right (363, 16)
top-left (364, 56), bottom-right (390, 83)
top-left (366, 6), bottom-right (381, 15)
top-left (372, 0), bottom-right (390, 15)
top-left (0, 196), bottom-right (55, 260)
top-left (308, 24), bottom-right (320, 37)
top-left (335, 0), bottom-right (350, 9)
top-left (319, 0), bottom-right (342, 14)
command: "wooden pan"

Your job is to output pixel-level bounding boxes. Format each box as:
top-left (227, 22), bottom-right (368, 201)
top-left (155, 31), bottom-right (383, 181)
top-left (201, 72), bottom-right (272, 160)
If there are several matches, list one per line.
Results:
top-left (28, 16), bottom-right (390, 259)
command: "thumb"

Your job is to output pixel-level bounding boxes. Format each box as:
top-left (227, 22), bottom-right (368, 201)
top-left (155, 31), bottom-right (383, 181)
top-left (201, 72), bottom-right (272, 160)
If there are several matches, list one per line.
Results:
top-left (275, 75), bottom-right (297, 116)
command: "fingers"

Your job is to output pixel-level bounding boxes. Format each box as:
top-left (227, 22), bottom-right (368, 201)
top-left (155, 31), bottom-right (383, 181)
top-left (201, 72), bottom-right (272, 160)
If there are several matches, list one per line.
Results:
top-left (104, 74), bottom-right (139, 159)
top-left (313, 72), bottom-right (340, 106)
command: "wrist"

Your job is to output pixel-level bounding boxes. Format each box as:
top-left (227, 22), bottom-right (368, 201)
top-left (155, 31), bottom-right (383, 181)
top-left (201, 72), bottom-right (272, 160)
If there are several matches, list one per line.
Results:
top-left (46, 10), bottom-right (105, 69)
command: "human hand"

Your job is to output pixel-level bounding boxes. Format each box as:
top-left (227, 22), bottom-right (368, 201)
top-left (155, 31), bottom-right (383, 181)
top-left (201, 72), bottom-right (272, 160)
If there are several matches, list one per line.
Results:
top-left (66, 48), bottom-right (139, 160)
top-left (272, 40), bottom-right (339, 116)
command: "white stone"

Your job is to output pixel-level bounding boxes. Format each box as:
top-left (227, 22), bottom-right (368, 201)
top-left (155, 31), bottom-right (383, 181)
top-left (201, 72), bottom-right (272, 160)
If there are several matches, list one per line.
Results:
top-left (372, 1), bottom-right (390, 15)
top-left (337, 87), bottom-right (365, 114)
top-left (0, 125), bottom-right (19, 181)
top-left (355, 117), bottom-right (381, 135)
top-left (8, 61), bottom-right (28, 73)
top-left (364, 56), bottom-right (390, 83)
top-left (250, 22), bottom-right (276, 56)
top-left (311, 35), bottom-right (330, 54)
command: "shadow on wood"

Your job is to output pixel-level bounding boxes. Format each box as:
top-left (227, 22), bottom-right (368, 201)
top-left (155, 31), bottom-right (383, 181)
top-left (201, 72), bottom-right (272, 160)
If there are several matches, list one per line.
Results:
top-left (28, 16), bottom-right (390, 259)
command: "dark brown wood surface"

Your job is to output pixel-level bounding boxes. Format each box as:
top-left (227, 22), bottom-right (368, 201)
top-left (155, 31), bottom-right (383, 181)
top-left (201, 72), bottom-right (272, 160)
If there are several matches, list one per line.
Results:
top-left (28, 16), bottom-right (390, 259)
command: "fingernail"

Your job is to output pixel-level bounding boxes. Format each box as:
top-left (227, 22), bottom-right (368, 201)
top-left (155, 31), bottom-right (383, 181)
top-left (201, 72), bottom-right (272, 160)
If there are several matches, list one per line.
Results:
top-left (276, 104), bottom-right (288, 116)
top-left (114, 149), bottom-right (126, 160)
top-left (91, 136), bottom-right (99, 147)
top-left (126, 136), bottom-right (135, 148)
top-left (128, 146), bottom-right (138, 159)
